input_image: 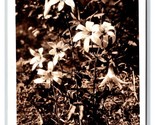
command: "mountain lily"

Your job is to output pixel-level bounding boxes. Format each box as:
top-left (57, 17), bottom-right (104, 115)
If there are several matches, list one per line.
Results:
top-left (44, 0), bottom-right (75, 18)
top-left (29, 48), bottom-right (46, 71)
top-left (34, 61), bottom-right (63, 87)
top-left (98, 61), bottom-right (131, 90)
top-left (73, 21), bottom-right (102, 52)
top-left (100, 22), bottom-right (116, 44)
top-left (48, 41), bottom-right (69, 65)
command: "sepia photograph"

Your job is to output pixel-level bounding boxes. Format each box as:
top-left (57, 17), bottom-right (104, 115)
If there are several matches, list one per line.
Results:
top-left (15, 0), bottom-right (145, 124)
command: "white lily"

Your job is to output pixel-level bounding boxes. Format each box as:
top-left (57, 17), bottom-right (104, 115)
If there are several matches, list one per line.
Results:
top-left (34, 61), bottom-right (63, 87)
top-left (100, 22), bottom-right (116, 44)
top-left (98, 61), bottom-right (131, 90)
top-left (29, 48), bottom-right (46, 71)
top-left (43, 0), bottom-right (75, 18)
top-left (48, 41), bottom-right (69, 66)
top-left (73, 21), bottom-right (102, 52)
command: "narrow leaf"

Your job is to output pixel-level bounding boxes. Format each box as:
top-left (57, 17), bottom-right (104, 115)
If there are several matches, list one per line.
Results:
top-left (67, 105), bottom-right (76, 120)
top-left (79, 105), bottom-right (84, 120)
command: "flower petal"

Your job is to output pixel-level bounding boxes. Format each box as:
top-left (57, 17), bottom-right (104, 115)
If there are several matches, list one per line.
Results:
top-left (83, 37), bottom-right (90, 52)
top-left (37, 69), bottom-right (47, 75)
top-left (92, 24), bottom-right (100, 32)
top-left (91, 34), bottom-right (101, 46)
top-left (107, 31), bottom-right (116, 44)
top-left (65, 0), bottom-right (75, 9)
top-left (62, 44), bottom-right (69, 51)
top-left (85, 21), bottom-right (94, 31)
top-left (57, 41), bottom-right (64, 48)
top-left (44, 0), bottom-right (59, 17)
top-left (48, 61), bottom-right (54, 71)
top-left (53, 77), bottom-right (62, 84)
top-left (34, 77), bottom-right (45, 83)
top-left (30, 57), bottom-right (37, 64)
top-left (53, 55), bottom-right (59, 66)
top-left (32, 62), bottom-right (39, 71)
top-left (49, 0), bottom-right (59, 6)
top-left (29, 48), bottom-right (37, 56)
top-left (41, 57), bottom-right (46, 63)
top-left (102, 22), bottom-right (111, 29)
top-left (58, 1), bottom-right (65, 11)
top-left (98, 75), bottom-right (109, 88)
top-left (102, 35), bottom-right (108, 48)
top-left (58, 52), bottom-right (65, 58)
top-left (52, 71), bottom-right (63, 78)
top-left (44, 0), bottom-right (51, 17)
top-left (73, 31), bottom-right (88, 42)
top-left (48, 42), bottom-right (56, 48)
top-left (44, 80), bottom-right (51, 88)
top-left (39, 62), bottom-right (43, 68)
top-left (107, 26), bottom-right (115, 32)
top-left (49, 49), bottom-right (56, 55)
top-left (38, 48), bottom-right (44, 55)
top-left (76, 24), bottom-right (86, 31)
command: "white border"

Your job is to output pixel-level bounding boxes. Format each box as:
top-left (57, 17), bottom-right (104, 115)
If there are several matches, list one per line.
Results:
top-left (0, 0), bottom-right (6, 125)
top-left (5, 0), bottom-right (147, 124)
top-left (6, 0), bottom-right (16, 125)
top-left (150, 0), bottom-right (155, 125)
top-left (139, 0), bottom-right (146, 125)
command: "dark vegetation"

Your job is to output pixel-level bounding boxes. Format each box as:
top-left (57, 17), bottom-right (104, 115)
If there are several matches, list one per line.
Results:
top-left (16, 0), bottom-right (139, 124)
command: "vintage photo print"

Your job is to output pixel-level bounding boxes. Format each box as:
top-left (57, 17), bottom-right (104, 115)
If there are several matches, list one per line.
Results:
top-left (15, 0), bottom-right (146, 124)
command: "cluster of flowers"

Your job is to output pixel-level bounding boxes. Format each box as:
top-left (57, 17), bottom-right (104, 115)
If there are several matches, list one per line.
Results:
top-left (73, 21), bottom-right (116, 52)
top-left (29, 0), bottom-right (116, 97)
top-left (44, 0), bottom-right (75, 19)
top-left (28, 0), bottom-right (118, 122)
top-left (29, 20), bottom-right (116, 87)
top-left (29, 41), bottom-right (69, 87)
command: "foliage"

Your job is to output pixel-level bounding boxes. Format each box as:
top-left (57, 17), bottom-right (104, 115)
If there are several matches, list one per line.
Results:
top-left (16, 0), bottom-right (139, 124)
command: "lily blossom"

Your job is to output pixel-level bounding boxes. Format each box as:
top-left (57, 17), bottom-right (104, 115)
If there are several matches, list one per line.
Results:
top-left (73, 21), bottom-right (102, 52)
top-left (29, 48), bottom-right (46, 71)
top-left (44, 0), bottom-right (75, 18)
top-left (34, 61), bottom-right (63, 87)
top-left (98, 62), bottom-right (131, 90)
top-left (48, 41), bottom-right (69, 65)
top-left (100, 22), bottom-right (116, 44)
